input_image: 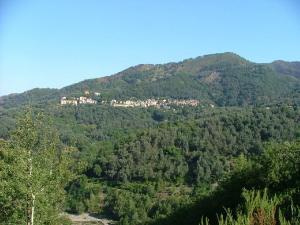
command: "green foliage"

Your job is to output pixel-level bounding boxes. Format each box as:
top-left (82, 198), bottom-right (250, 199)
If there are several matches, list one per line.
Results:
top-left (149, 142), bottom-right (300, 225)
top-left (200, 189), bottom-right (300, 225)
top-left (1, 53), bottom-right (299, 111)
top-left (102, 182), bottom-right (192, 225)
top-left (54, 105), bottom-right (299, 224)
top-left (1, 53), bottom-right (300, 225)
top-left (0, 110), bottom-right (73, 224)
top-left (262, 142), bottom-right (300, 187)
top-left (0, 105), bottom-right (298, 224)
top-left (92, 106), bottom-right (299, 184)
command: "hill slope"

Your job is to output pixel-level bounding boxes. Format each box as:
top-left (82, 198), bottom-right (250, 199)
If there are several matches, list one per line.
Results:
top-left (271, 60), bottom-right (300, 78)
top-left (1, 53), bottom-right (300, 225)
top-left (1, 52), bottom-right (299, 109)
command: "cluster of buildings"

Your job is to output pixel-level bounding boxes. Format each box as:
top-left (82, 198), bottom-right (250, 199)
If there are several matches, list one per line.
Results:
top-left (60, 96), bottom-right (97, 105)
top-left (60, 91), bottom-right (200, 108)
top-left (110, 99), bottom-right (199, 108)
top-left (61, 96), bottom-right (200, 108)
top-left (60, 91), bottom-right (100, 105)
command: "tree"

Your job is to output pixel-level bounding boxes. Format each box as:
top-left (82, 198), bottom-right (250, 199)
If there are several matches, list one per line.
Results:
top-left (0, 110), bottom-right (73, 225)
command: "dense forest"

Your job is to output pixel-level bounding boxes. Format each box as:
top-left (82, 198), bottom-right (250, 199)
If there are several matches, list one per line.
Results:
top-left (1, 53), bottom-right (300, 225)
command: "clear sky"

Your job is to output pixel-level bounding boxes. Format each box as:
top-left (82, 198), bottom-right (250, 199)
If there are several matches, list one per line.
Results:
top-left (0, 0), bottom-right (300, 96)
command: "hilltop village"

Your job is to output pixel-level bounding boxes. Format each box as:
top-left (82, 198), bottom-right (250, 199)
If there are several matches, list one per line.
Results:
top-left (60, 91), bottom-right (200, 108)
top-left (60, 91), bottom-right (98, 105)
top-left (110, 99), bottom-right (199, 108)
top-left (60, 96), bottom-right (97, 105)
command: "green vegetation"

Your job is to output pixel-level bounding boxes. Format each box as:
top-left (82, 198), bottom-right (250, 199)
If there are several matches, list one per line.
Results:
top-left (200, 189), bottom-right (300, 225)
top-left (0, 53), bottom-right (300, 224)
top-left (0, 111), bottom-right (73, 224)
top-left (1, 53), bottom-right (300, 109)
top-left (2, 105), bottom-right (296, 224)
top-left (153, 142), bottom-right (300, 225)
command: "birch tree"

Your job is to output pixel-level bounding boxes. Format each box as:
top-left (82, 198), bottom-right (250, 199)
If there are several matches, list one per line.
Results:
top-left (0, 110), bottom-right (72, 225)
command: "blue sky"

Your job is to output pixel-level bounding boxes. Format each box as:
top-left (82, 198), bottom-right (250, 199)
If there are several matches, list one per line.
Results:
top-left (0, 0), bottom-right (299, 96)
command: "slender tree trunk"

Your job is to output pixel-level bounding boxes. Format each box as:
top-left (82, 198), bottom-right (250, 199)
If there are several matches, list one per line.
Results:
top-left (27, 200), bottom-right (31, 225)
top-left (27, 153), bottom-right (33, 225)
top-left (31, 194), bottom-right (35, 225)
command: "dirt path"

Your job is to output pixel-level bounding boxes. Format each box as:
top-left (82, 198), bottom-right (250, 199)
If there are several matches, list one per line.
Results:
top-left (65, 213), bottom-right (114, 225)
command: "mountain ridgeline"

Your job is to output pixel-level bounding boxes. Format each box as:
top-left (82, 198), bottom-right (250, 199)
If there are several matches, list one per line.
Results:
top-left (1, 53), bottom-right (300, 225)
top-left (1, 52), bottom-right (300, 109)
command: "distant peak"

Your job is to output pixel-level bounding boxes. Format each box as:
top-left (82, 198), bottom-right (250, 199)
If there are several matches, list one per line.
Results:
top-left (179, 52), bottom-right (250, 70)
top-left (200, 52), bottom-right (247, 61)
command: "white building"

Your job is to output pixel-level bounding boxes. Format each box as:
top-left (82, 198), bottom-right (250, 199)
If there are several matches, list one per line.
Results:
top-left (60, 97), bottom-right (78, 105)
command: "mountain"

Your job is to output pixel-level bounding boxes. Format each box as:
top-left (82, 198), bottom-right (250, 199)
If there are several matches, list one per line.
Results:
top-left (1, 52), bottom-right (300, 109)
top-left (1, 53), bottom-right (300, 225)
top-left (270, 60), bottom-right (300, 78)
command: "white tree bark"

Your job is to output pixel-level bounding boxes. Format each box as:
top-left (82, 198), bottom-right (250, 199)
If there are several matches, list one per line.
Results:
top-left (27, 153), bottom-right (35, 225)
top-left (31, 194), bottom-right (35, 225)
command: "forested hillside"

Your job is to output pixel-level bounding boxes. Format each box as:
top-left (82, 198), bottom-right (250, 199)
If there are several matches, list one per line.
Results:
top-left (1, 53), bottom-right (300, 225)
top-left (1, 53), bottom-right (300, 109)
